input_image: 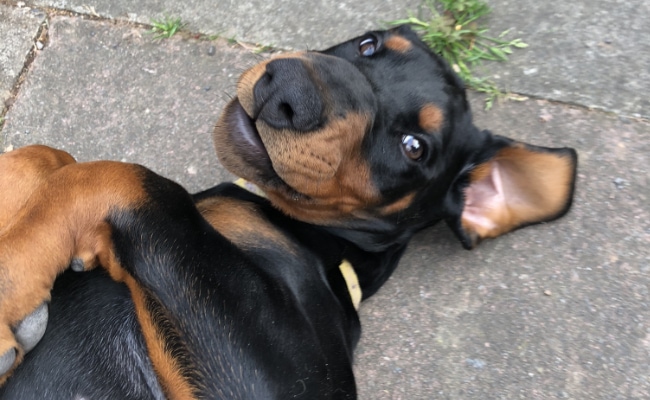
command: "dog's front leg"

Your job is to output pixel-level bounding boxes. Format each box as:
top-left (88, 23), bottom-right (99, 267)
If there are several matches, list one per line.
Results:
top-left (0, 146), bottom-right (148, 385)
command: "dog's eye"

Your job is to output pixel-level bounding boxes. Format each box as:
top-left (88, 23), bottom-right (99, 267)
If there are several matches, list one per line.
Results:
top-left (359, 36), bottom-right (377, 57)
top-left (401, 135), bottom-right (424, 161)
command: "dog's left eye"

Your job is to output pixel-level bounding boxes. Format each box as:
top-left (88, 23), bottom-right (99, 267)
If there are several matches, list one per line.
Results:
top-left (359, 36), bottom-right (377, 56)
top-left (401, 134), bottom-right (424, 161)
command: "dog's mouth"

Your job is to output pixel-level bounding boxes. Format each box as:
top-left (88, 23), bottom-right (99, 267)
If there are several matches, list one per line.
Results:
top-left (214, 98), bottom-right (308, 201)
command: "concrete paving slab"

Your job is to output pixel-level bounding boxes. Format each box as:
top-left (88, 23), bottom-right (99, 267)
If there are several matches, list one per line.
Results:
top-left (28, 0), bottom-right (650, 117)
top-left (355, 96), bottom-right (650, 399)
top-left (480, 0), bottom-right (650, 118)
top-left (2, 6), bottom-right (649, 400)
top-left (0, 3), bottom-right (46, 114)
top-left (30, 0), bottom-right (423, 50)
top-left (1, 16), bottom-right (261, 192)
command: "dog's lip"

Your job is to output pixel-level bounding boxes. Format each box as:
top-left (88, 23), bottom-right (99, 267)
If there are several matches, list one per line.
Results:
top-left (226, 99), bottom-right (310, 201)
top-left (228, 99), bottom-right (270, 164)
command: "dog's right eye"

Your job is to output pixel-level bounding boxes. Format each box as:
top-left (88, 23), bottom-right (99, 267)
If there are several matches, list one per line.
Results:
top-left (359, 36), bottom-right (378, 56)
top-left (401, 134), bottom-right (425, 161)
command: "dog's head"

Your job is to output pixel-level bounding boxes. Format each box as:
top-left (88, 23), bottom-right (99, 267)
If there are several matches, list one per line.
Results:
top-left (214, 26), bottom-right (577, 251)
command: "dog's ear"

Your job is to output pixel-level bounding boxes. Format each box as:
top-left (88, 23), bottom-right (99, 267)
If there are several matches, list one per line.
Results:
top-left (445, 135), bottom-right (578, 249)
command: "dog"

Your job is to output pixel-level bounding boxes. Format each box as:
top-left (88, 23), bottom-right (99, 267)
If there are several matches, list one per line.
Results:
top-left (0, 25), bottom-right (577, 399)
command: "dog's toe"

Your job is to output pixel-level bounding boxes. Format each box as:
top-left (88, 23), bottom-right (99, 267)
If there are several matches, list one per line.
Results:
top-left (0, 347), bottom-right (16, 377)
top-left (15, 302), bottom-right (48, 353)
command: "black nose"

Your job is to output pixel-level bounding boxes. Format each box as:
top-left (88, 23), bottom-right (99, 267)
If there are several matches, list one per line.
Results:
top-left (254, 58), bottom-right (325, 132)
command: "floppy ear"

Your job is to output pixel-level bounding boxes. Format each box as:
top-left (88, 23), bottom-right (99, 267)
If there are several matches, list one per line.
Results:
top-left (446, 136), bottom-right (578, 249)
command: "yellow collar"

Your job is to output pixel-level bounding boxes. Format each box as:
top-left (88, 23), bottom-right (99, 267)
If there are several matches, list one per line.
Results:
top-left (233, 178), bottom-right (267, 198)
top-left (339, 259), bottom-right (362, 310)
top-left (233, 179), bottom-right (362, 310)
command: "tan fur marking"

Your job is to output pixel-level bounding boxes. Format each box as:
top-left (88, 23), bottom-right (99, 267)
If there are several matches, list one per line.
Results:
top-left (462, 146), bottom-right (575, 241)
top-left (385, 36), bottom-right (412, 53)
top-left (258, 112), bottom-right (380, 223)
top-left (378, 192), bottom-right (417, 215)
top-left (0, 151), bottom-right (148, 381)
top-left (419, 103), bottom-right (444, 133)
top-left (197, 197), bottom-right (294, 251)
top-left (123, 275), bottom-right (197, 400)
top-left (0, 145), bottom-right (76, 229)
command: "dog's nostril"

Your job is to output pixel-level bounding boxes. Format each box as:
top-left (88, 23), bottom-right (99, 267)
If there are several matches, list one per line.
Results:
top-left (278, 103), bottom-right (295, 121)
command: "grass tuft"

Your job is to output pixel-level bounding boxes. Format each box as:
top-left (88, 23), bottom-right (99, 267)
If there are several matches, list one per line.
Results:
top-left (150, 15), bottom-right (185, 40)
top-left (391, 0), bottom-right (528, 109)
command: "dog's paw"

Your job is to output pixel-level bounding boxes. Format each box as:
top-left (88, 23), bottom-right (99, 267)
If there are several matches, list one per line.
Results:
top-left (0, 303), bottom-right (48, 384)
top-left (15, 303), bottom-right (48, 353)
top-left (0, 347), bottom-right (16, 379)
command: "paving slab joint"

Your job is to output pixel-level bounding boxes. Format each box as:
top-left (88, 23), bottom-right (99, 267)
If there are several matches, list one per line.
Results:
top-left (38, 5), bottom-right (283, 54)
top-left (502, 91), bottom-right (650, 124)
top-left (1, 9), bottom-right (48, 138)
top-left (0, 5), bottom-right (275, 139)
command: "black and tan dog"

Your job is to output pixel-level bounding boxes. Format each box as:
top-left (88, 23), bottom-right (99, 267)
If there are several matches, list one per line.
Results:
top-left (0, 26), bottom-right (576, 399)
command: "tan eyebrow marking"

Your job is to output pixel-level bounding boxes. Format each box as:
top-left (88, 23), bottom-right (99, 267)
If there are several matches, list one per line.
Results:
top-left (419, 103), bottom-right (444, 133)
top-left (384, 36), bottom-right (412, 53)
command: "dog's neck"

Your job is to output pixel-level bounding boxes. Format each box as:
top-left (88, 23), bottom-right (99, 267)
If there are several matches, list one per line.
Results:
top-left (232, 178), bottom-right (364, 308)
top-left (232, 177), bottom-right (421, 252)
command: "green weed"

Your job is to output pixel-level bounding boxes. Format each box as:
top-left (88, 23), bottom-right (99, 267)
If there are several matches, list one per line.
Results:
top-left (149, 15), bottom-right (185, 40)
top-left (391, 0), bottom-right (528, 109)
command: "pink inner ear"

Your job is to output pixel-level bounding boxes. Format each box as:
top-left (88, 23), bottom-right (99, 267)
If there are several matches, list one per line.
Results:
top-left (459, 145), bottom-right (576, 244)
top-left (462, 162), bottom-right (505, 234)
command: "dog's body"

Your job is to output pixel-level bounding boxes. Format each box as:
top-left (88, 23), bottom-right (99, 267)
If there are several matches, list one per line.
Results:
top-left (0, 26), bottom-right (577, 399)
